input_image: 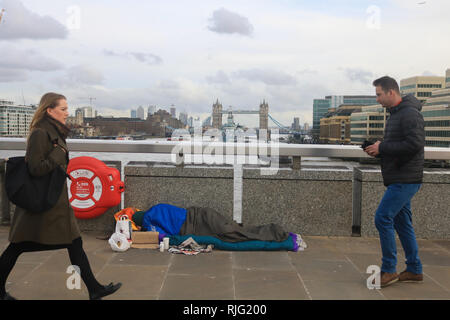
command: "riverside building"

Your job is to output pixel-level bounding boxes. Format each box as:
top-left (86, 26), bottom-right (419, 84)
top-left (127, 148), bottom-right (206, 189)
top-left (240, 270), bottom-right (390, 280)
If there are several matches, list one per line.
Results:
top-left (320, 104), bottom-right (364, 144)
top-left (350, 104), bottom-right (385, 145)
top-left (0, 99), bottom-right (36, 137)
top-left (421, 69), bottom-right (450, 147)
top-left (313, 95), bottom-right (377, 139)
top-left (400, 75), bottom-right (446, 104)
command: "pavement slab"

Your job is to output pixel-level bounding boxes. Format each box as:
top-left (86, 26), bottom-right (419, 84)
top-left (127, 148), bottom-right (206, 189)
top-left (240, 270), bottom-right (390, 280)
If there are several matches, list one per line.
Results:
top-left (302, 279), bottom-right (384, 300)
top-left (0, 226), bottom-right (449, 300)
top-left (96, 264), bottom-right (167, 300)
top-left (159, 274), bottom-right (235, 300)
top-left (233, 269), bottom-right (309, 300)
top-left (169, 251), bottom-right (232, 277)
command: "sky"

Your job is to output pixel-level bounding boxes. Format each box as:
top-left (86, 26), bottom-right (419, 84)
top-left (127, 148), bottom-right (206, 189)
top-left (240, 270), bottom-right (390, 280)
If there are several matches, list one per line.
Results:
top-left (0, 0), bottom-right (449, 128)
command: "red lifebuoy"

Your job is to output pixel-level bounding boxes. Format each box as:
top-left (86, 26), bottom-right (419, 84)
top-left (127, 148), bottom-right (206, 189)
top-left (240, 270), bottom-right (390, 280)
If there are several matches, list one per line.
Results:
top-left (67, 156), bottom-right (124, 219)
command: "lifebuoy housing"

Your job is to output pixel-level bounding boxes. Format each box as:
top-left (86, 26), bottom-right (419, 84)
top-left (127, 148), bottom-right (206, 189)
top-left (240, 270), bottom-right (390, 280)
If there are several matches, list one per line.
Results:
top-left (67, 156), bottom-right (124, 219)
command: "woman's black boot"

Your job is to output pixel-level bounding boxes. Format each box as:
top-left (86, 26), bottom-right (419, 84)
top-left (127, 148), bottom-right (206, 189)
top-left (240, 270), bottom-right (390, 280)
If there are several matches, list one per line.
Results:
top-left (1, 292), bottom-right (17, 300)
top-left (89, 282), bottom-right (122, 300)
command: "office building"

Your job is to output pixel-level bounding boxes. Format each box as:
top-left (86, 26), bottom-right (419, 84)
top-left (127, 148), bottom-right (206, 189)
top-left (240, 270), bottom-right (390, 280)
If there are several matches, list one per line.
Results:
top-left (313, 99), bottom-right (330, 136)
top-left (74, 108), bottom-right (84, 125)
top-left (313, 95), bottom-right (377, 137)
top-left (303, 123), bottom-right (310, 131)
top-left (400, 76), bottom-right (445, 104)
top-left (320, 105), bottom-right (364, 144)
top-left (170, 106), bottom-right (176, 118)
top-left (148, 105), bottom-right (156, 116)
top-left (137, 106), bottom-right (145, 120)
top-left (327, 95), bottom-right (378, 107)
top-left (292, 117), bottom-right (300, 131)
top-left (81, 106), bottom-right (94, 118)
top-left (0, 100), bottom-right (36, 137)
top-left (131, 109), bottom-right (137, 118)
top-left (447, 68), bottom-right (450, 88)
top-left (179, 112), bottom-right (188, 125)
top-left (350, 104), bottom-right (386, 145)
top-left (421, 69), bottom-right (450, 147)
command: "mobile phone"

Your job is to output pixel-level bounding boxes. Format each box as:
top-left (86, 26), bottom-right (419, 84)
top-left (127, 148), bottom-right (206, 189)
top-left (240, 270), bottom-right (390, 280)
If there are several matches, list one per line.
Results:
top-left (361, 140), bottom-right (374, 149)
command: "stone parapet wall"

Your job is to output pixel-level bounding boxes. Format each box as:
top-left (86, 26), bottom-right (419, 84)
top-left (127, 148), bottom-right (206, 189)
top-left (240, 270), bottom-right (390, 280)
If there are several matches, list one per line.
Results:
top-left (354, 168), bottom-right (450, 239)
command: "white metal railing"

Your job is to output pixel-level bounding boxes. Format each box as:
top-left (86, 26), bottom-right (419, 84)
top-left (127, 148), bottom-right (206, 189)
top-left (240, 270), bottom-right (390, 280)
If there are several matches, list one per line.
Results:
top-left (1, 138), bottom-right (450, 160)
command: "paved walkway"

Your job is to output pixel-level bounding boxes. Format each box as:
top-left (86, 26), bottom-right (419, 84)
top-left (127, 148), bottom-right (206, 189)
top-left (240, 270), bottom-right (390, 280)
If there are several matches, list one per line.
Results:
top-left (1, 226), bottom-right (449, 300)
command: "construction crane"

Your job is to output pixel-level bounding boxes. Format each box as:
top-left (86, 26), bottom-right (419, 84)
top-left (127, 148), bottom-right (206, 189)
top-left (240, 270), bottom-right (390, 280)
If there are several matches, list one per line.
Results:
top-left (82, 97), bottom-right (96, 107)
top-left (0, 9), bottom-right (5, 25)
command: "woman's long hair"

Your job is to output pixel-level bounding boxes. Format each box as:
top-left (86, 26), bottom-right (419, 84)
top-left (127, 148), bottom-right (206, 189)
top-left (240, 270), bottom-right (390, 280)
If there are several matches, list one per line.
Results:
top-left (29, 92), bottom-right (66, 130)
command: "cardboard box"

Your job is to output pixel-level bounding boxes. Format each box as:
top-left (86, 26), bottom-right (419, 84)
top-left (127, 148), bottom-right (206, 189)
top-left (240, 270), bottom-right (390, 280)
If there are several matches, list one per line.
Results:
top-left (131, 243), bottom-right (160, 249)
top-left (131, 231), bottom-right (159, 249)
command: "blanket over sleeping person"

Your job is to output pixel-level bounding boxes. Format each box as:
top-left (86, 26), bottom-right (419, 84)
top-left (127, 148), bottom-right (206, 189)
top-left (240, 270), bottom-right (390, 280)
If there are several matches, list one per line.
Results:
top-left (134, 204), bottom-right (290, 243)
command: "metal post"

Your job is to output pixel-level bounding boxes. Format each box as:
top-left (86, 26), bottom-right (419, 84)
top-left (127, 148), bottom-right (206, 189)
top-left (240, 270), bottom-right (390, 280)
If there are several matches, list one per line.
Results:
top-left (352, 168), bottom-right (362, 236)
top-left (233, 164), bottom-right (243, 224)
top-left (292, 156), bottom-right (301, 170)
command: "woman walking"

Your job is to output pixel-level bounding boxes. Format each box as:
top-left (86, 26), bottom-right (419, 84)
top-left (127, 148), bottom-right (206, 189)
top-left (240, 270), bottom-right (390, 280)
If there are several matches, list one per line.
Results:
top-left (0, 93), bottom-right (121, 300)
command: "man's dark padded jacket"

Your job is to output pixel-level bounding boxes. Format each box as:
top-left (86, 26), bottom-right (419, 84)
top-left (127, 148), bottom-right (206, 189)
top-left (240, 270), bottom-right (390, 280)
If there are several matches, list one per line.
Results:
top-left (378, 94), bottom-right (425, 186)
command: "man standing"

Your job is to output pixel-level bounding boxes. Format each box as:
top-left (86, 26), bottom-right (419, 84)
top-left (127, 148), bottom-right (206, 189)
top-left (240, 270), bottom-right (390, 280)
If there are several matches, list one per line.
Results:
top-left (364, 76), bottom-right (424, 287)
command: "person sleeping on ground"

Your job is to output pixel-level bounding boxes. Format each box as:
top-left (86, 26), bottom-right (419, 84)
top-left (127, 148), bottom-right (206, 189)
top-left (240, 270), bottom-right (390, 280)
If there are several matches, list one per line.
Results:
top-left (127, 204), bottom-right (307, 252)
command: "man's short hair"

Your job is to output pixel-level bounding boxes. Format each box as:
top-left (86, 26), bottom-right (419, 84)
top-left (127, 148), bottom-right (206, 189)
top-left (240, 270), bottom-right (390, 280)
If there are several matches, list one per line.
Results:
top-left (372, 76), bottom-right (400, 94)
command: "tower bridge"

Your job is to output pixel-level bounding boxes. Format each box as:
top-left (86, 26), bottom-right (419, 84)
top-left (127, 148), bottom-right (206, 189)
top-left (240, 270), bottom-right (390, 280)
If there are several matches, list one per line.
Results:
top-left (212, 99), bottom-right (268, 131)
top-left (211, 99), bottom-right (304, 135)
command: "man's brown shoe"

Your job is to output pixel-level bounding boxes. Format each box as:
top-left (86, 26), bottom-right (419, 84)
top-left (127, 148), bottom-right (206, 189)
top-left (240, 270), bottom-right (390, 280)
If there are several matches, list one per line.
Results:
top-left (373, 272), bottom-right (399, 288)
top-left (398, 270), bottom-right (423, 283)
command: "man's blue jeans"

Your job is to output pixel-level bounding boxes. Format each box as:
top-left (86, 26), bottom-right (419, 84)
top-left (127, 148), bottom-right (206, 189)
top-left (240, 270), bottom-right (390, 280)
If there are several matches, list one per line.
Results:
top-left (375, 183), bottom-right (422, 274)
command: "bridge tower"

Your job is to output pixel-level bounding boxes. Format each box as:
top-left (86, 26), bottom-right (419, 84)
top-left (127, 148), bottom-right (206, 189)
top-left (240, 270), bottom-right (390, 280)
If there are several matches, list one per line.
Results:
top-left (259, 100), bottom-right (269, 130)
top-left (212, 99), bottom-right (223, 129)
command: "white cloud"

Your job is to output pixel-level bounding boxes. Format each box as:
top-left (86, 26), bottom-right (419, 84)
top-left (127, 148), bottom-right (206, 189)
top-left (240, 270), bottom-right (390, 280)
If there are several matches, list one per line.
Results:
top-left (53, 65), bottom-right (104, 88)
top-left (343, 67), bottom-right (375, 84)
top-left (207, 8), bottom-right (254, 36)
top-left (232, 69), bottom-right (297, 86)
top-left (206, 70), bottom-right (231, 84)
top-left (0, 68), bottom-right (27, 82)
top-left (0, 46), bottom-right (62, 82)
top-left (0, 47), bottom-right (63, 71)
top-left (0, 0), bottom-right (67, 40)
top-left (103, 49), bottom-right (163, 65)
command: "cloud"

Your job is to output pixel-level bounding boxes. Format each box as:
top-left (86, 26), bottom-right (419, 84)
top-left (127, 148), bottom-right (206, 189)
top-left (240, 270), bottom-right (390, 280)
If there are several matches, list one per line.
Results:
top-left (129, 52), bottom-right (162, 65)
top-left (206, 70), bottom-right (231, 84)
top-left (0, 67), bottom-right (27, 82)
top-left (207, 8), bottom-right (254, 36)
top-left (156, 79), bottom-right (181, 90)
top-left (232, 69), bottom-right (297, 86)
top-left (343, 67), bottom-right (374, 84)
top-left (0, 0), bottom-right (68, 40)
top-left (103, 49), bottom-right (121, 57)
top-left (0, 46), bottom-right (62, 82)
top-left (0, 47), bottom-right (63, 71)
top-left (297, 68), bottom-right (318, 76)
top-left (54, 65), bottom-right (104, 87)
top-left (103, 49), bottom-right (162, 65)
